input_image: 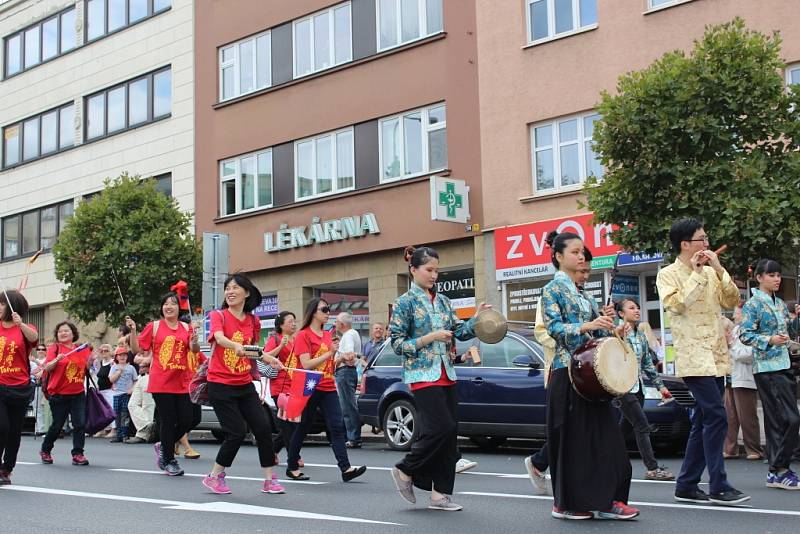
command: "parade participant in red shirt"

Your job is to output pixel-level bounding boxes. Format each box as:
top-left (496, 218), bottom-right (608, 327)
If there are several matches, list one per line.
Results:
top-left (201, 274), bottom-right (285, 496)
top-left (285, 298), bottom-right (366, 483)
top-left (39, 321), bottom-right (91, 467)
top-left (263, 311), bottom-right (300, 465)
top-left (0, 290), bottom-right (38, 485)
top-left (128, 291), bottom-right (201, 476)
top-left (175, 349), bottom-right (206, 460)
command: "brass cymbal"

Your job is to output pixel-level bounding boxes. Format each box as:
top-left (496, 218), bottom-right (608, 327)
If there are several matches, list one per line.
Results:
top-left (474, 308), bottom-right (508, 345)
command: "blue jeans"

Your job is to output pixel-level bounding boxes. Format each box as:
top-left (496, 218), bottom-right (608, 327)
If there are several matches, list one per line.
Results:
top-left (676, 376), bottom-right (733, 494)
top-left (287, 390), bottom-right (350, 472)
top-left (335, 367), bottom-right (361, 442)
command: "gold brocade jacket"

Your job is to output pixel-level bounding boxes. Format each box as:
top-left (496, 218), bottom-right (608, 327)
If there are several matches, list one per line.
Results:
top-left (656, 259), bottom-right (740, 378)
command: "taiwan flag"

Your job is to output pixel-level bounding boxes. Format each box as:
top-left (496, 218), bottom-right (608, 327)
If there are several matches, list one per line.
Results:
top-left (277, 369), bottom-right (322, 421)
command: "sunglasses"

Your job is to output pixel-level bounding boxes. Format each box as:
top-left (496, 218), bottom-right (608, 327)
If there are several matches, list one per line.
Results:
top-left (37, 347), bottom-right (46, 351)
top-left (318, 306), bottom-right (330, 313)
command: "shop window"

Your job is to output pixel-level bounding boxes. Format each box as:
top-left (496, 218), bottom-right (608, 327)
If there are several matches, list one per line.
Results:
top-left (379, 103), bottom-right (446, 182)
top-left (530, 111), bottom-right (602, 195)
top-left (526, 0), bottom-right (597, 45)
top-left (377, 0), bottom-right (443, 51)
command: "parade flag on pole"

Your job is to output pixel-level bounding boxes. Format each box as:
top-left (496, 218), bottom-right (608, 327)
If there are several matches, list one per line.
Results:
top-left (277, 369), bottom-right (322, 421)
top-left (18, 248), bottom-right (43, 292)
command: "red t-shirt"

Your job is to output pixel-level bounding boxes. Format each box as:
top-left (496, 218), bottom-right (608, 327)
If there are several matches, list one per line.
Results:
top-left (44, 343), bottom-right (91, 395)
top-left (293, 328), bottom-right (336, 392)
top-left (207, 309), bottom-right (260, 386)
top-left (410, 363), bottom-right (456, 391)
top-left (0, 323), bottom-right (37, 387)
top-left (265, 334), bottom-right (295, 397)
top-left (138, 320), bottom-right (193, 394)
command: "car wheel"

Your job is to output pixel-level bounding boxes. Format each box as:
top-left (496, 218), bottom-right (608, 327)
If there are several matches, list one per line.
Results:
top-left (210, 429), bottom-right (226, 443)
top-left (382, 399), bottom-right (417, 451)
top-left (469, 436), bottom-right (507, 450)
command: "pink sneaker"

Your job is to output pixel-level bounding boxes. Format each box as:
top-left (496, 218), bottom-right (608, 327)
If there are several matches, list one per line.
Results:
top-left (202, 472), bottom-right (231, 494)
top-left (262, 474), bottom-right (285, 494)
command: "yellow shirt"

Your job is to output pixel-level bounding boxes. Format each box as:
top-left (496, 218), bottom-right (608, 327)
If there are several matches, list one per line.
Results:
top-left (534, 295), bottom-right (557, 386)
top-left (656, 259), bottom-right (740, 377)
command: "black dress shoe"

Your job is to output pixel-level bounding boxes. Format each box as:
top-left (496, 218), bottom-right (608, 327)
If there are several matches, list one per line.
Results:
top-left (342, 465), bottom-right (367, 482)
top-left (345, 441), bottom-right (362, 449)
top-left (285, 470), bottom-right (310, 481)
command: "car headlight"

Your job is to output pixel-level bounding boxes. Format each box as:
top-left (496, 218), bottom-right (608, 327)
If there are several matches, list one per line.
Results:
top-left (644, 386), bottom-right (661, 400)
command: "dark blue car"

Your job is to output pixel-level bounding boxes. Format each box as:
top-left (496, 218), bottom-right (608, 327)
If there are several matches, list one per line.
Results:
top-left (357, 328), bottom-right (695, 451)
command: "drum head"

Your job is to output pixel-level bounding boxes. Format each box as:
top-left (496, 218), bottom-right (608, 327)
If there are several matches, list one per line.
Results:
top-left (594, 338), bottom-right (638, 396)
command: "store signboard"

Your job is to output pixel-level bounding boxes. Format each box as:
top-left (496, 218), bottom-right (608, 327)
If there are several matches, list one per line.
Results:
top-left (611, 275), bottom-right (640, 301)
top-left (505, 274), bottom-right (606, 323)
top-left (617, 252), bottom-right (664, 266)
top-left (494, 213), bottom-right (620, 281)
top-left (254, 295), bottom-right (278, 317)
top-left (437, 268), bottom-right (476, 318)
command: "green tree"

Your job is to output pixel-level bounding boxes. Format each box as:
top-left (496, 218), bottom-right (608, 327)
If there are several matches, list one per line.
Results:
top-left (54, 173), bottom-right (202, 327)
top-left (585, 18), bottom-right (800, 276)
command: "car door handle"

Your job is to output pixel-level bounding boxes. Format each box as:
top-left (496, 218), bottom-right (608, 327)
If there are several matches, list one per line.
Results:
top-left (471, 377), bottom-right (484, 384)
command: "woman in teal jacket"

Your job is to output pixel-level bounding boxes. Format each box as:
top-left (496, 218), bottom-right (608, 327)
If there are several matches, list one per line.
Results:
top-left (388, 246), bottom-right (487, 512)
top-left (739, 259), bottom-right (800, 490)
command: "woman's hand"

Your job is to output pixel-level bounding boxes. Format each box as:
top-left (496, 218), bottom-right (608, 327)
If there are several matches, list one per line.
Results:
top-left (125, 316), bottom-right (137, 333)
top-left (476, 302), bottom-right (492, 313)
top-left (261, 355), bottom-right (285, 369)
top-left (429, 330), bottom-right (454, 343)
top-left (770, 334), bottom-right (790, 346)
top-left (11, 312), bottom-right (23, 326)
top-left (660, 387), bottom-right (672, 401)
top-left (585, 316), bottom-right (615, 332)
top-left (280, 335), bottom-right (290, 347)
top-left (233, 343), bottom-right (246, 357)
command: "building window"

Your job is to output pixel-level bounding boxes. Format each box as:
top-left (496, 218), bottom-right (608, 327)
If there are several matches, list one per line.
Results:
top-left (788, 64), bottom-right (800, 86)
top-left (2, 103), bottom-right (75, 168)
top-left (295, 128), bottom-right (354, 201)
top-left (84, 66), bottom-right (171, 141)
top-left (3, 6), bottom-right (77, 78)
top-left (530, 111), bottom-right (602, 194)
top-left (379, 103), bottom-right (446, 182)
top-left (220, 150), bottom-right (273, 216)
top-left (377, 0), bottom-right (443, 51)
top-left (526, 0), bottom-right (597, 44)
top-left (293, 2), bottom-right (352, 78)
top-left (219, 31), bottom-right (271, 101)
top-left (153, 172), bottom-right (172, 197)
top-left (647, 0), bottom-right (693, 9)
top-left (85, 0), bottom-right (171, 42)
top-left (1, 200), bottom-right (74, 260)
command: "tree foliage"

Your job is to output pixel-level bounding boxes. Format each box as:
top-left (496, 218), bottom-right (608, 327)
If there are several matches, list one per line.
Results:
top-left (585, 18), bottom-right (800, 276)
top-left (54, 173), bottom-right (202, 327)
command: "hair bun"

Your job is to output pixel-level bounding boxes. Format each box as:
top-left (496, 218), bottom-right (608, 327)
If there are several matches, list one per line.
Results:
top-left (545, 231), bottom-right (558, 248)
top-left (403, 246), bottom-right (416, 263)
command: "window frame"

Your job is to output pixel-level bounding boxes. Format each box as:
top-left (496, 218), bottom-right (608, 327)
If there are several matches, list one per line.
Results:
top-left (787, 64), bottom-right (800, 87)
top-left (378, 103), bottom-right (447, 184)
top-left (83, 65), bottom-right (171, 143)
top-left (1, 199), bottom-right (75, 261)
top-left (376, 0), bottom-right (444, 52)
top-left (529, 111), bottom-right (602, 196)
top-left (292, 2), bottom-right (352, 79)
top-left (84, 0), bottom-right (172, 44)
top-left (219, 149), bottom-right (274, 217)
top-left (2, 5), bottom-right (78, 79)
top-left (645, 0), bottom-right (695, 12)
top-left (2, 102), bottom-right (75, 169)
top-left (218, 30), bottom-right (272, 102)
top-left (524, 0), bottom-right (598, 46)
top-left (294, 127), bottom-right (356, 202)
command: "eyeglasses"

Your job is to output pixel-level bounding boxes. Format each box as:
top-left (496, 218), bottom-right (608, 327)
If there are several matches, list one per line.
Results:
top-left (318, 306), bottom-right (331, 313)
top-left (37, 347), bottom-right (46, 351)
top-left (689, 235), bottom-right (710, 243)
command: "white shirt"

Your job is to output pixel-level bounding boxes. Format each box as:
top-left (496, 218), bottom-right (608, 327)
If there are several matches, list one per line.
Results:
top-left (337, 328), bottom-right (363, 367)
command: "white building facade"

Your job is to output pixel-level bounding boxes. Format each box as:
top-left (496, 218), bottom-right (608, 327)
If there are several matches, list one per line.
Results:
top-left (0, 0), bottom-right (193, 341)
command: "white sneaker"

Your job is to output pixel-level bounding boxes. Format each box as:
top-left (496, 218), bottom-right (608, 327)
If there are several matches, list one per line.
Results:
top-left (455, 458), bottom-right (478, 473)
top-left (524, 456), bottom-right (550, 495)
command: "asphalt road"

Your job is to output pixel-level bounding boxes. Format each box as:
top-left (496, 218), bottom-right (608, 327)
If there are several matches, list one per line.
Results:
top-left (3, 435), bottom-right (799, 533)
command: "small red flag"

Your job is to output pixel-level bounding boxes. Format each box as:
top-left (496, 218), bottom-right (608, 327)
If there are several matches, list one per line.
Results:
top-left (277, 369), bottom-right (322, 421)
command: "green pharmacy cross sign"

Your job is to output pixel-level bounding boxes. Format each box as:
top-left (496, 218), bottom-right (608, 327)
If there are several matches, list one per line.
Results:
top-left (438, 181), bottom-right (463, 219)
top-left (430, 176), bottom-right (470, 224)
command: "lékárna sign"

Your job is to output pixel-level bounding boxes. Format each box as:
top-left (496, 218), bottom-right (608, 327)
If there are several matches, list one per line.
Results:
top-left (264, 213), bottom-right (380, 253)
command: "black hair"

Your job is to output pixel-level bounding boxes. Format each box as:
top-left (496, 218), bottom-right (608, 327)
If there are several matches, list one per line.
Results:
top-left (222, 273), bottom-right (262, 313)
top-left (753, 259), bottom-right (781, 278)
top-left (301, 298), bottom-right (329, 331)
top-left (545, 231), bottom-right (583, 269)
top-left (583, 247), bottom-right (593, 263)
top-left (53, 321), bottom-right (79, 343)
top-left (0, 289), bottom-right (29, 321)
top-left (403, 245), bottom-right (440, 270)
top-left (158, 292), bottom-right (180, 318)
top-left (274, 311), bottom-right (296, 334)
top-left (118, 323), bottom-right (131, 336)
top-left (615, 297), bottom-right (640, 318)
top-left (668, 218), bottom-right (704, 253)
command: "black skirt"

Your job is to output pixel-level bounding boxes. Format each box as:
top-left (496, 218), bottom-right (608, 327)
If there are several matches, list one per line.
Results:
top-left (547, 367), bottom-right (632, 511)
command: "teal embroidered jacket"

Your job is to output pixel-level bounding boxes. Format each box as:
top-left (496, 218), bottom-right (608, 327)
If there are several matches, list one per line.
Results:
top-left (625, 328), bottom-right (664, 394)
top-left (542, 271), bottom-right (609, 369)
top-left (739, 288), bottom-right (791, 374)
top-left (389, 283), bottom-right (477, 384)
